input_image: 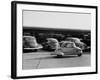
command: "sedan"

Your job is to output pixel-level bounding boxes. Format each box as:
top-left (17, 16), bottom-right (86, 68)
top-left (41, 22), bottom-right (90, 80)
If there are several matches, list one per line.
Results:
top-left (23, 36), bottom-right (43, 52)
top-left (42, 38), bottom-right (60, 51)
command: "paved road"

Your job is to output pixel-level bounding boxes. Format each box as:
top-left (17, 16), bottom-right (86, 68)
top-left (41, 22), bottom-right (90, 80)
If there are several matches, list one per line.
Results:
top-left (22, 51), bottom-right (90, 70)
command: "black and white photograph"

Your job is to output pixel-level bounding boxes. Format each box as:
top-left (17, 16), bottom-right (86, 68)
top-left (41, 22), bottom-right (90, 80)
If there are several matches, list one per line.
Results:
top-left (23, 10), bottom-right (91, 69)
top-left (11, 1), bottom-right (97, 79)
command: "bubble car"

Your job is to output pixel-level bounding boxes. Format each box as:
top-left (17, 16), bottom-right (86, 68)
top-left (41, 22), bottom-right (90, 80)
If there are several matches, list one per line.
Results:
top-left (55, 41), bottom-right (83, 57)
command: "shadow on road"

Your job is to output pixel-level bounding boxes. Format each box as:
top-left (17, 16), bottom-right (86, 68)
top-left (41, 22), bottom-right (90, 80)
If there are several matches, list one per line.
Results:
top-left (26, 55), bottom-right (79, 60)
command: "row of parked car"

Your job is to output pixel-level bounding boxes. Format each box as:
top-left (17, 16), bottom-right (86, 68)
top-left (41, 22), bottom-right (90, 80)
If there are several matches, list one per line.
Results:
top-left (23, 35), bottom-right (89, 57)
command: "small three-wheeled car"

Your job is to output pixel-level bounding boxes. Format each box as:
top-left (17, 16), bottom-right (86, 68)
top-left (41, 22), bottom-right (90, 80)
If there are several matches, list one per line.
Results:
top-left (55, 41), bottom-right (83, 57)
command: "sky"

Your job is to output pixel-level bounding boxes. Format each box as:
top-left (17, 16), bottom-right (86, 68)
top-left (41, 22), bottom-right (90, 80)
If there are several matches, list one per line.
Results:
top-left (23, 10), bottom-right (91, 30)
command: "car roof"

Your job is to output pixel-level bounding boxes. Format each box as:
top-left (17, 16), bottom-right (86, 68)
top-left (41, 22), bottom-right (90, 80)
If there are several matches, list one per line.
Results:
top-left (23, 36), bottom-right (36, 38)
top-left (60, 41), bottom-right (74, 44)
top-left (66, 37), bottom-right (82, 42)
top-left (47, 38), bottom-right (58, 41)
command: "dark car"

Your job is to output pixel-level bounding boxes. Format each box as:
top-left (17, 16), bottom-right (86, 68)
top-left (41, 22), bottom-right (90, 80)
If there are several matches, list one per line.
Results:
top-left (42, 38), bottom-right (60, 51)
top-left (65, 37), bottom-right (86, 50)
top-left (23, 36), bottom-right (43, 52)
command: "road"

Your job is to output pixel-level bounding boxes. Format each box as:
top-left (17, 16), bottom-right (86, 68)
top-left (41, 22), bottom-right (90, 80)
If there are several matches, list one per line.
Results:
top-left (22, 51), bottom-right (91, 70)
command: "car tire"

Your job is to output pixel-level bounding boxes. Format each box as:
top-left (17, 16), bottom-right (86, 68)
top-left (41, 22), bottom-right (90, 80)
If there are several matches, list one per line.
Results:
top-left (56, 55), bottom-right (63, 58)
top-left (77, 53), bottom-right (82, 57)
top-left (33, 49), bottom-right (38, 52)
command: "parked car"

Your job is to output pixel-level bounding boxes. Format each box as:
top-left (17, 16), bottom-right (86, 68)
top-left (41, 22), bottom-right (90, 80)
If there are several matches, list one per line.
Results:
top-left (54, 41), bottom-right (83, 57)
top-left (42, 38), bottom-right (60, 51)
top-left (23, 36), bottom-right (43, 52)
top-left (65, 37), bottom-right (86, 50)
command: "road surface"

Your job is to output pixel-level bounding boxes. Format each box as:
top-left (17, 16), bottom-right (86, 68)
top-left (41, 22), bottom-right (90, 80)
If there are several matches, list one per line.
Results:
top-left (22, 51), bottom-right (91, 70)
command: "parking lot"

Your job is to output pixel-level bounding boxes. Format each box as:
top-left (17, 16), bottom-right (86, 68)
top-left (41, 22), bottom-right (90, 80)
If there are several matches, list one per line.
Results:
top-left (22, 51), bottom-right (91, 69)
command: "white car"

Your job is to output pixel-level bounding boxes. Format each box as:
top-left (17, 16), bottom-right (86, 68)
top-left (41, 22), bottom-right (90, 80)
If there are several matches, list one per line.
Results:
top-left (55, 41), bottom-right (83, 57)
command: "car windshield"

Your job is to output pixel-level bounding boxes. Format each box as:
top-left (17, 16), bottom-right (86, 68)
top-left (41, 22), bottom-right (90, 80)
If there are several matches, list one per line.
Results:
top-left (61, 42), bottom-right (76, 48)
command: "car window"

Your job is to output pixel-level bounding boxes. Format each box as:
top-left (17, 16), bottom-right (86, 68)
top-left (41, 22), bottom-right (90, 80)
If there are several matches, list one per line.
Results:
top-left (61, 42), bottom-right (75, 48)
top-left (61, 43), bottom-right (69, 48)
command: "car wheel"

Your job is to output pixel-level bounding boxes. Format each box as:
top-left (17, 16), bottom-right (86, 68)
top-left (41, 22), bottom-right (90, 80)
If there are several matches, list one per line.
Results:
top-left (56, 52), bottom-right (64, 58)
top-left (33, 49), bottom-right (38, 52)
top-left (56, 55), bottom-right (63, 58)
top-left (77, 53), bottom-right (82, 57)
